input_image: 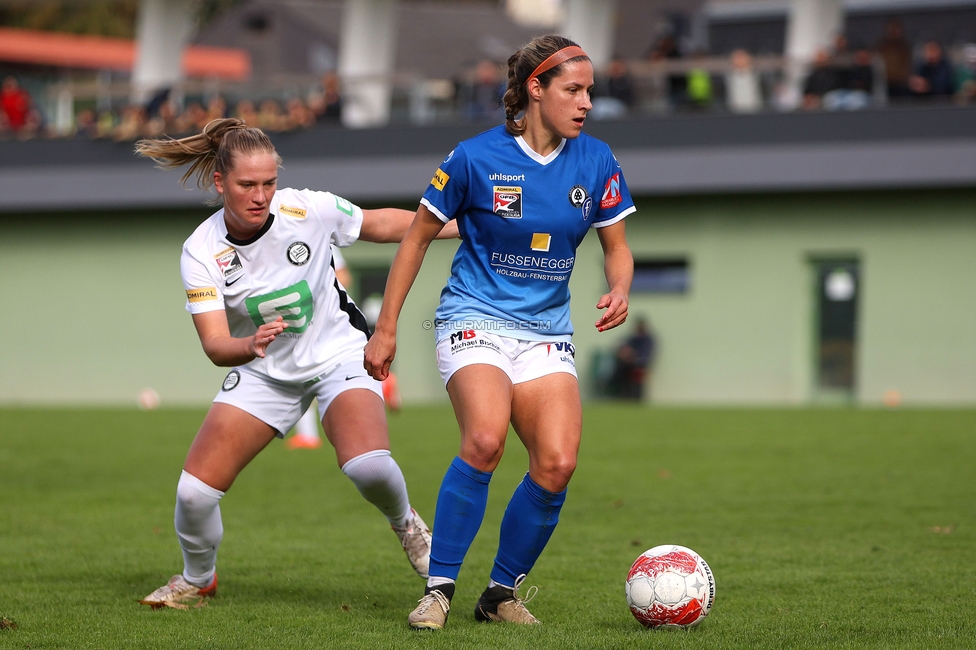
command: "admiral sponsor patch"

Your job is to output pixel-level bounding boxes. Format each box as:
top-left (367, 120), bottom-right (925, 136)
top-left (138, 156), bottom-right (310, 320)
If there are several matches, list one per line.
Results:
top-left (431, 168), bottom-right (450, 191)
top-left (601, 173), bottom-right (622, 209)
top-left (279, 204), bottom-right (307, 219)
top-left (187, 287), bottom-right (218, 303)
top-left (530, 233), bottom-right (551, 252)
top-left (493, 186), bottom-right (522, 219)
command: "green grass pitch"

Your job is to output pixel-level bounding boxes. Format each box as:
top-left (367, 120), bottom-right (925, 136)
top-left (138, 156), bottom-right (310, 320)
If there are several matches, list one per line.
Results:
top-left (1, 406), bottom-right (974, 649)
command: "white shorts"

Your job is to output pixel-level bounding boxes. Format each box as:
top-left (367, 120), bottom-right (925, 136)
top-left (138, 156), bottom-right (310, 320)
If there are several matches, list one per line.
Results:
top-left (212, 354), bottom-right (383, 436)
top-left (435, 330), bottom-right (578, 386)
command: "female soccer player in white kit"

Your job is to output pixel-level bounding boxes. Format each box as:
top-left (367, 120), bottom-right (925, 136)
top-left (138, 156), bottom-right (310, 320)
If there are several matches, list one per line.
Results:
top-left (364, 35), bottom-right (635, 629)
top-left (135, 118), bottom-right (452, 609)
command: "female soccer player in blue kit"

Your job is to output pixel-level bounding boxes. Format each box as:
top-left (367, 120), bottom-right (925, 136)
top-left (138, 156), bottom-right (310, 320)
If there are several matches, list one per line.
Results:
top-left (364, 34), bottom-right (636, 629)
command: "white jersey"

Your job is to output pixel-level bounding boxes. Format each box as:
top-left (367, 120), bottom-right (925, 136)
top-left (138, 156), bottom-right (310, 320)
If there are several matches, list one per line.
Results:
top-left (181, 187), bottom-right (369, 383)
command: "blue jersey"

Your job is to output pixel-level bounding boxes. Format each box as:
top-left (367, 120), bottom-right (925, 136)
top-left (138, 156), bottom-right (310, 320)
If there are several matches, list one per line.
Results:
top-left (422, 125), bottom-right (636, 341)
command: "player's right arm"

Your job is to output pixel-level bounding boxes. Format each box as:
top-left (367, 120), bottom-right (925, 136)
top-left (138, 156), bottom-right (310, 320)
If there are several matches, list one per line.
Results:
top-left (363, 204), bottom-right (445, 380)
top-left (191, 310), bottom-right (287, 367)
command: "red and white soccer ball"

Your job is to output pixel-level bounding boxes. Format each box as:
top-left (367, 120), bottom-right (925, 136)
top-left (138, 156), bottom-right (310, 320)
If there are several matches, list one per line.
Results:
top-left (625, 545), bottom-right (715, 629)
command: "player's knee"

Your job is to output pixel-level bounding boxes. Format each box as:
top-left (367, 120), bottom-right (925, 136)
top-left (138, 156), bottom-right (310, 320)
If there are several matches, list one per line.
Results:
top-left (460, 434), bottom-right (506, 470)
top-left (535, 455), bottom-right (576, 491)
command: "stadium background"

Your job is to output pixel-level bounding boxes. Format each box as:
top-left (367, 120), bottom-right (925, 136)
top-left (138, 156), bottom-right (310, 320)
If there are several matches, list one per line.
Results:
top-left (0, 0), bottom-right (974, 407)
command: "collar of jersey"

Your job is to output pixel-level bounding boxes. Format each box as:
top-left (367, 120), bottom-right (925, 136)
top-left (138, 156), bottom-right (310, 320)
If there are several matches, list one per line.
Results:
top-left (515, 135), bottom-right (566, 166)
top-left (224, 212), bottom-right (276, 246)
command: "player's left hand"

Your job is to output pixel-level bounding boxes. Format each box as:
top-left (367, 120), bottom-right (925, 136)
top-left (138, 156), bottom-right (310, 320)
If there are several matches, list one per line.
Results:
top-left (595, 292), bottom-right (628, 332)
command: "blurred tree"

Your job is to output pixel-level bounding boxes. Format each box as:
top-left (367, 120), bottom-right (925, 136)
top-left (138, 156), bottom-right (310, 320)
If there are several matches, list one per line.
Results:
top-left (0, 0), bottom-right (246, 37)
top-left (0, 1), bottom-right (139, 38)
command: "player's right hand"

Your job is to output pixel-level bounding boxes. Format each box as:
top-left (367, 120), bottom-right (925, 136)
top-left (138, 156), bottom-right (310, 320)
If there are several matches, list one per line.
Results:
top-left (250, 317), bottom-right (288, 358)
top-left (364, 328), bottom-right (396, 381)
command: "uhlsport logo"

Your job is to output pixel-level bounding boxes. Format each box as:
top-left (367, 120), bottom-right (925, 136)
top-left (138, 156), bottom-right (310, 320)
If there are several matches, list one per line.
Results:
top-left (287, 242), bottom-right (311, 266)
top-left (493, 186), bottom-right (522, 219)
top-left (245, 281), bottom-right (314, 334)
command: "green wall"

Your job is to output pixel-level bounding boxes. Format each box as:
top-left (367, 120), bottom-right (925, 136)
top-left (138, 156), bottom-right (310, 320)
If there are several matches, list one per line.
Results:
top-left (1, 189), bottom-right (973, 406)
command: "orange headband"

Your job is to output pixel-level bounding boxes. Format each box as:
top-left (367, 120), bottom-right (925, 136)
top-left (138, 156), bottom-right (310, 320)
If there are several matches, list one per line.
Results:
top-left (525, 46), bottom-right (589, 85)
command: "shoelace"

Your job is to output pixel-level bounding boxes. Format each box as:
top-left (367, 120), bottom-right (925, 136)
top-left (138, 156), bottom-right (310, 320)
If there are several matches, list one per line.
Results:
top-left (512, 573), bottom-right (538, 605)
top-left (416, 589), bottom-right (450, 614)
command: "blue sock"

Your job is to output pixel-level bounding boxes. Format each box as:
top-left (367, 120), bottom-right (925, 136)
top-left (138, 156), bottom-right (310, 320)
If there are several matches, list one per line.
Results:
top-left (490, 473), bottom-right (567, 587)
top-left (428, 456), bottom-right (492, 581)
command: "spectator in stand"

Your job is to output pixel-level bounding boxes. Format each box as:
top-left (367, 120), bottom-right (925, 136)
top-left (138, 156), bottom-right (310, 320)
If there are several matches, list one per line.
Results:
top-left (847, 48), bottom-right (875, 95)
top-left (205, 95), bottom-right (228, 123)
top-left (910, 41), bottom-right (956, 98)
top-left (143, 98), bottom-right (180, 137)
top-left (649, 33), bottom-right (686, 108)
top-left (457, 60), bottom-right (505, 121)
top-left (74, 109), bottom-right (98, 138)
top-left (686, 49), bottom-right (714, 109)
top-left (308, 71), bottom-right (343, 123)
top-left (233, 99), bottom-right (259, 127)
top-left (956, 44), bottom-right (976, 104)
top-left (1, 76), bottom-right (38, 136)
top-left (111, 104), bottom-right (147, 141)
top-left (591, 57), bottom-right (636, 119)
top-left (725, 49), bottom-right (763, 113)
top-left (876, 18), bottom-right (913, 98)
top-left (802, 48), bottom-right (840, 110)
top-left (609, 318), bottom-right (656, 401)
top-left (822, 46), bottom-right (874, 111)
top-left (285, 97), bottom-right (315, 130)
top-left (176, 101), bottom-right (208, 134)
top-left (258, 98), bottom-right (287, 132)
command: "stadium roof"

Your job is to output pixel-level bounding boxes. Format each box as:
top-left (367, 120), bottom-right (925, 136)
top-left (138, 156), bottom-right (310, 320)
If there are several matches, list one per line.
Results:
top-left (0, 27), bottom-right (251, 81)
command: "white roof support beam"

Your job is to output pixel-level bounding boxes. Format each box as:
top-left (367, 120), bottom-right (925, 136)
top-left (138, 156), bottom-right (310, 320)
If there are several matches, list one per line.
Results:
top-left (338, 0), bottom-right (398, 128)
top-left (562, 0), bottom-right (619, 71)
top-left (781, 0), bottom-right (844, 108)
top-left (132, 0), bottom-right (199, 104)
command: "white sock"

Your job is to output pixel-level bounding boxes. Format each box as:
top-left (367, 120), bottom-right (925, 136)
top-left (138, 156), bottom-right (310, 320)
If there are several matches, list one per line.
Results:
top-left (295, 404), bottom-right (320, 439)
top-left (175, 470), bottom-right (224, 588)
top-left (428, 576), bottom-right (455, 589)
top-left (341, 450), bottom-right (411, 529)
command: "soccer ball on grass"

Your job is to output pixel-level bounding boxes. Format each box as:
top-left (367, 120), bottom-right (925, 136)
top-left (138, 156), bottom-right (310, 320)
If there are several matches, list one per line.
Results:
top-left (625, 544), bottom-right (715, 629)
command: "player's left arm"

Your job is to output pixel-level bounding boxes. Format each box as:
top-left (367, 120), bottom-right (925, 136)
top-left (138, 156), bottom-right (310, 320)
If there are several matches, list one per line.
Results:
top-left (595, 220), bottom-right (633, 332)
top-left (359, 208), bottom-right (460, 243)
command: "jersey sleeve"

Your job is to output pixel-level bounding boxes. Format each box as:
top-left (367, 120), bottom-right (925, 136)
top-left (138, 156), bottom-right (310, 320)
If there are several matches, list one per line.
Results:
top-left (289, 188), bottom-right (364, 248)
top-left (591, 148), bottom-right (637, 229)
top-left (420, 144), bottom-right (469, 223)
top-left (180, 244), bottom-right (224, 314)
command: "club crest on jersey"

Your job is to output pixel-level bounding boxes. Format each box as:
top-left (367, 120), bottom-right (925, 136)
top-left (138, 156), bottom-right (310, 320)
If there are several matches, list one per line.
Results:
top-left (601, 173), bottom-right (622, 209)
top-left (493, 186), bottom-right (522, 219)
top-left (568, 185), bottom-right (588, 208)
top-left (287, 242), bottom-right (311, 266)
top-left (214, 247), bottom-right (243, 279)
top-left (222, 370), bottom-right (240, 391)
